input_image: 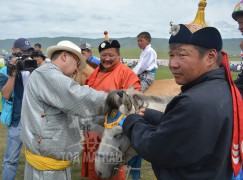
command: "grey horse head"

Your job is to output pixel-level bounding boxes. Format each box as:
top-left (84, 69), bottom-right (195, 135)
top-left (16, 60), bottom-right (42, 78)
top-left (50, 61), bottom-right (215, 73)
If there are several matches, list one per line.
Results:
top-left (95, 90), bottom-right (173, 178)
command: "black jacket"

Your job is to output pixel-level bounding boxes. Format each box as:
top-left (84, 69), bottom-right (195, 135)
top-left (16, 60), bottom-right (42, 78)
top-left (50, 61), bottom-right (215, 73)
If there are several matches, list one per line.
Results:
top-left (123, 68), bottom-right (233, 180)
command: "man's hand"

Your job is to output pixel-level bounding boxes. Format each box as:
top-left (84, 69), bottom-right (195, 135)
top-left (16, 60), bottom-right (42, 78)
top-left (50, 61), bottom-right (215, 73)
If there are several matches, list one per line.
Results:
top-left (9, 56), bottom-right (18, 77)
top-left (10, 56), bottom-right (18, 65)
top-left (136, 108), bottom-right (145, 116)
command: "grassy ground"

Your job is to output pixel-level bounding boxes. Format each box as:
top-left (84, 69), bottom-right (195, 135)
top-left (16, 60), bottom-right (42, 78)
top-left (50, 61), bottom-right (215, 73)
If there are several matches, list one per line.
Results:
top-left (0, 66), bottom-right (240, 179)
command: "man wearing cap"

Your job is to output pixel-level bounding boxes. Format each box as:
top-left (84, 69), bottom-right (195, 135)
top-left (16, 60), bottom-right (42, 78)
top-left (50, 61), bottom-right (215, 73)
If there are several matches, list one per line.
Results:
top-left (20, 40), bottom-right (110, 179)
top-left (232, 1), bottom-right (243, 98)
top-left (81, 39), bottom-right (141, 180)
top-left (31, 51), bottom-right (46, 67)
top-left (80, 42), bottom-right (100, 65)
top-left (106, 24), bottom-right (243, 179)
top-left (0, 38), bottom-right (34, 180)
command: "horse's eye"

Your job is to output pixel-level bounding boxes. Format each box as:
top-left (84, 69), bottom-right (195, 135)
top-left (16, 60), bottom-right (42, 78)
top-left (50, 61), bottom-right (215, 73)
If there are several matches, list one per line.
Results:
top-left (114, 133), bottom-right (122, 138)
top-left (126, 103), bottom-right (131, 109)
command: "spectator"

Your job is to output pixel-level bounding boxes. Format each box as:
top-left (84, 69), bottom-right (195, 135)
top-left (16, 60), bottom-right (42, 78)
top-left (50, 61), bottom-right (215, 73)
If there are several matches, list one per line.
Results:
top-left (237, 64), bottom-right (242, 72)
top-left (232, 1), bottom-right (243, 98)
top-left (34, 43), bottom-right (42, 52)
top-left (230, 62), bottom-right (234, 71)
top-left (133, 32), bottom-right (158, 92)
top-left (80, 43), bottom-right (100, 65)
top-left (230, 4), bottom-right (243, 179)
top-left (0, 38), bottom-right (34, 180)
top-left (81, 39), bottom-right (140, 180)
top-left (31, 51), bottom-right (46, 67)
top-left (20, 40), bottom-right (110, 179)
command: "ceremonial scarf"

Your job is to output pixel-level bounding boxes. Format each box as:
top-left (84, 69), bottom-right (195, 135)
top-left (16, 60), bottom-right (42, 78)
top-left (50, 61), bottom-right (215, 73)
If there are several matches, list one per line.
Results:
top-left (221, 51), bottom-right (243, 176)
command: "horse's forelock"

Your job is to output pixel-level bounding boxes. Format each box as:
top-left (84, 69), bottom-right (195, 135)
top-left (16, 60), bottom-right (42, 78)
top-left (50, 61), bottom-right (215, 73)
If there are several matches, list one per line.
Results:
top-left (106, 90), bottom-right (124, 110)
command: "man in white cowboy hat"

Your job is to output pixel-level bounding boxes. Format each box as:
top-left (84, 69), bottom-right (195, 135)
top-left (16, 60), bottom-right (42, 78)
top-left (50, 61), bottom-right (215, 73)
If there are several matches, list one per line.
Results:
top-left (20, 40), bottom-right (109, 179)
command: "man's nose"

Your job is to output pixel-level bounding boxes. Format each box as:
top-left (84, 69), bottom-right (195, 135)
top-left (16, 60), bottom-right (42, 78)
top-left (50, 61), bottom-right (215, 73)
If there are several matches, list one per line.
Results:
top-left (169, 58), bottom-right (179, 68)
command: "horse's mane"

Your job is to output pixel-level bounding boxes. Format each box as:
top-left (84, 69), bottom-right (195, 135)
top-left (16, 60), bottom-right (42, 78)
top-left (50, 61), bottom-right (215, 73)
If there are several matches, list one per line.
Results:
top-left (106, 89), bottom-right (173, 112)
top-left (132, 93), bottom-right (173, 105)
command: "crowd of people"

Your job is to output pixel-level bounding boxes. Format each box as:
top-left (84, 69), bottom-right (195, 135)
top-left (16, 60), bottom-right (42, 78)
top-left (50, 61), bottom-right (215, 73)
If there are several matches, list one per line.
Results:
top-left (0, 31), bottom-right (157, 180)
top-left (1, 1), bottom-right (243, 180)
top-left (230, 62), bottom-right (242, 72)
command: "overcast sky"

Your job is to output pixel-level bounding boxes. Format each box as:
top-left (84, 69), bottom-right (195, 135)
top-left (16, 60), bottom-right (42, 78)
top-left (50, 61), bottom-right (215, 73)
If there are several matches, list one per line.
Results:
top-left (0, 0), bottom-right (242, 40)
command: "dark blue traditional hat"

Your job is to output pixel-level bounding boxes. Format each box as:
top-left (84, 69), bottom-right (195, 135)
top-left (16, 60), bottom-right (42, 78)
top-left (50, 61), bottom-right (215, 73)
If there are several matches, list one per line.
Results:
top-left (169, 24), bottom-right (222, 51)
top-left (98, 40), bottom-right (120, 52)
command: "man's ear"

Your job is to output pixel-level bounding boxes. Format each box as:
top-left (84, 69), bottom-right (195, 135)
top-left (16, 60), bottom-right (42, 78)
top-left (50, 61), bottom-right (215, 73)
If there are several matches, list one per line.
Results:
top-left (207, 49), bottom-right (217, 65)
top-left (61, 51), bottom-right (67, 62)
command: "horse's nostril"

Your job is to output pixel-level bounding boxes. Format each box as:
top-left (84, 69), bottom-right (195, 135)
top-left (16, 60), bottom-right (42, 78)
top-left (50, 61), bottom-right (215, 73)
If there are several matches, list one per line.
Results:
top-left (97, 171), bottom-right (102, 177)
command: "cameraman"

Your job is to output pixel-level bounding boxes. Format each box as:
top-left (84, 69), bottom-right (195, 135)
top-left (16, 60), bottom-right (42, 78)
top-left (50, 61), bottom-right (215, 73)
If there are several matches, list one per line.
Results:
top-left (0, 38), bottom-right (34, 180)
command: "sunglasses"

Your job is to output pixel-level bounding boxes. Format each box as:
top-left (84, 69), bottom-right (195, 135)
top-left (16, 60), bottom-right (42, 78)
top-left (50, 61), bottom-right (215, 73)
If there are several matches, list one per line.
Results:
top-left (66, 52), bottom-right (80, 66)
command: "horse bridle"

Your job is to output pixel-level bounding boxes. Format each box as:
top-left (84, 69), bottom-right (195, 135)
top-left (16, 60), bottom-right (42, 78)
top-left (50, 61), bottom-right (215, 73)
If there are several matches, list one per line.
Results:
top-left (96, 141), bottom-right (133, 174)
top-left (117, 90), bottom-right (148, 114)
top-left (95, 91), bottom-right (143, 175)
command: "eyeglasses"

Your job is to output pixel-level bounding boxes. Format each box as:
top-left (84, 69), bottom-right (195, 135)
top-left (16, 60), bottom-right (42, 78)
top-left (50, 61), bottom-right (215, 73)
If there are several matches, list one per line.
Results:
top-left (66, 52), bottom-right (80, 66)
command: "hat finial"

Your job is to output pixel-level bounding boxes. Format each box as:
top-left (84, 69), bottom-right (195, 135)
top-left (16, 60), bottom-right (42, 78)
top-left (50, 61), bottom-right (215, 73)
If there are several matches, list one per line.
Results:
top-left (104, 31), bottom-right (109, 41)
top-left (185, 0), bottom-right (207, 33)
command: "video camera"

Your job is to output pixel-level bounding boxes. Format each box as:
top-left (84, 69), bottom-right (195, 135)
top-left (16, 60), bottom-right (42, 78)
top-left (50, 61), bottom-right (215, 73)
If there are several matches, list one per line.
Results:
top-left (7, 52), bottom-right (37, 76)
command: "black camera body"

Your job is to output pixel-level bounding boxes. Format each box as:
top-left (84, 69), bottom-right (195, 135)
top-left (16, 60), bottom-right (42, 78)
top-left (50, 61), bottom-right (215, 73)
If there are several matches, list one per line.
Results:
top-left (7, 52), bottom-right (38, 76)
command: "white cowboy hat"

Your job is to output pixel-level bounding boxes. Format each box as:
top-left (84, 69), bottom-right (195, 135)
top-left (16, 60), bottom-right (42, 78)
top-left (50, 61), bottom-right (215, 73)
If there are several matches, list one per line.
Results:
top-left (46, 40), bottom-right (86, 69)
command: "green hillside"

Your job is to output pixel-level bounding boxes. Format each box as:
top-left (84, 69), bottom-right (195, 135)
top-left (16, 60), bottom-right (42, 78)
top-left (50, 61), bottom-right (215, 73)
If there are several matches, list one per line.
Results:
top-left (0, 37), bottom-right (242, 58)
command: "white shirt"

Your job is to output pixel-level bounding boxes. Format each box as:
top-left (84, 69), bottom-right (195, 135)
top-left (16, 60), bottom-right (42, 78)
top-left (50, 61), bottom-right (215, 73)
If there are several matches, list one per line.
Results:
top-left (21, 71), bottom-right (30, 89)
top-left (133, 44), bottom-right (158, 75)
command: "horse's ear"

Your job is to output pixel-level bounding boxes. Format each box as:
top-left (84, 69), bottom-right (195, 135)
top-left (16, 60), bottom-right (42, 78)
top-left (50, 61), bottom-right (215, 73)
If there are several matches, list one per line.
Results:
top-left (132, 94), bottom-right (148, 109)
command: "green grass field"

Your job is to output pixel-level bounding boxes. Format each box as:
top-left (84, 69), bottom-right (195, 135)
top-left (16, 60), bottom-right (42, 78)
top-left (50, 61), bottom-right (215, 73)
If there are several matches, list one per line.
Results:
top-left (0, 66), bottom-right (240, 179)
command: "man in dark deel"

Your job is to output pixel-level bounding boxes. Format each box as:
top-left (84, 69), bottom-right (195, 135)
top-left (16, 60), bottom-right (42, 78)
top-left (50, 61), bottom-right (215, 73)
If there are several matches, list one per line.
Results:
top-left (111, 23), bottom-right (243, 179)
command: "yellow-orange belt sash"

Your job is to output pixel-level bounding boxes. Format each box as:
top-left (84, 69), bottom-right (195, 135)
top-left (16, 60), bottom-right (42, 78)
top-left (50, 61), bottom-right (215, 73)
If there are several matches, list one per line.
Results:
top-left (25, 148), bottom-right (72, 170)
